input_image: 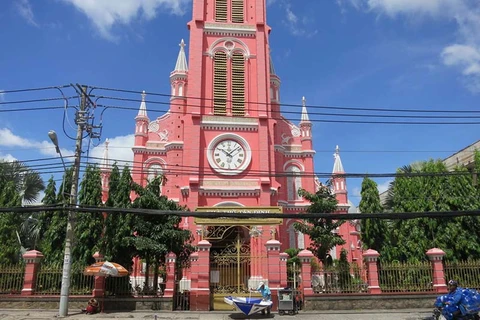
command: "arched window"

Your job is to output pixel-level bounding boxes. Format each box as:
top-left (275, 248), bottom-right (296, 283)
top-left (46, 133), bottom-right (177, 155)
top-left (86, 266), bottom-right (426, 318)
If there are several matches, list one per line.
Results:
top-left (146, 164), bottom-right (164, 194)
top-left (213, 51), bottom-right (228, 115)
top-left (213, 51), bottom-right (246, 117)
top-left (286, 166), bottom-right (302, 201)
top-left (215, 0), bottom-right (244, 23)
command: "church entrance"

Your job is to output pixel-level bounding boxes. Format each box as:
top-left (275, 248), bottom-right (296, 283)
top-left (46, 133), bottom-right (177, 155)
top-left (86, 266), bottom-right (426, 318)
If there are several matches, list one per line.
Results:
top-left (206, 226), bottom-right (254, 310)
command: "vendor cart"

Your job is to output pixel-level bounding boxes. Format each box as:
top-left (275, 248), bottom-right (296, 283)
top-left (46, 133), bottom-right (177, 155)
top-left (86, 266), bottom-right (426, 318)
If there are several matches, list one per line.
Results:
top-left (278, 288), bottom-right (297, 316)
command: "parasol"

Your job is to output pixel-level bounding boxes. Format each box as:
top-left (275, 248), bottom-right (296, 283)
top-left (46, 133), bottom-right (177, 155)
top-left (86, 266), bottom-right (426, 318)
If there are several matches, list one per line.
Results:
top-left (84, 261), bottom-right (129, 277)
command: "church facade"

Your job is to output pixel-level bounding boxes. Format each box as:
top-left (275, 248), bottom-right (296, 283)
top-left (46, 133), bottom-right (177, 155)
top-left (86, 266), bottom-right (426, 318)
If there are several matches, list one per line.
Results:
top-left (101, 0), bottom-right (361, 309)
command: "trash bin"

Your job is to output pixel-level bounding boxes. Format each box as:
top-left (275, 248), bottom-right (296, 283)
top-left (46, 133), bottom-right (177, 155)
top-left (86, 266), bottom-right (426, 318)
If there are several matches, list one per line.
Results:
top-left (278, 289), bottom-right (297, 316)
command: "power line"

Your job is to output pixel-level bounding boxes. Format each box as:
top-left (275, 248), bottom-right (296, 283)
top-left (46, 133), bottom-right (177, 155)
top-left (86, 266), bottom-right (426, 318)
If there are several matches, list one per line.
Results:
top-left (90, 85), bottom-right (480, 114)
top-left (0, 96), bottom-right (78, 105)
top-left (2, 204), bottom-right (480, 220)
top-left (0, 106), bottom-right (67, 113)
top-left (97, 104), bottom-right (480, 125)
top-left (0, 85), bottom-right (71, 94)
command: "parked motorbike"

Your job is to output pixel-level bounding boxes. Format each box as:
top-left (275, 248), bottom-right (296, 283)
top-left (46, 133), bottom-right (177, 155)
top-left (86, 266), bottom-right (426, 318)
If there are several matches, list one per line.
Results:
top-left (432, 290), bottom-right (480, 320)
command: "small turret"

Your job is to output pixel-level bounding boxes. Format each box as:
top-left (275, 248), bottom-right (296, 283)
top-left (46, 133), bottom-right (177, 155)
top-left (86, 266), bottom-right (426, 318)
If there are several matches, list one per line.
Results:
top-left (170, 39), bottom-right (189, 99)
top-left (332, 145), bottom-right (348, 209)
top-left (134, 91), bottom-right (149, 147)
top-left (300, 97), bottom-right (313, 151)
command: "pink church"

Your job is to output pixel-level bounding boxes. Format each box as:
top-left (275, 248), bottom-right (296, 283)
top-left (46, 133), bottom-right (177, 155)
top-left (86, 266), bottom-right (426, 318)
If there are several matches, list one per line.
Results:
top-left (101, 0), bottom-right (361, 310)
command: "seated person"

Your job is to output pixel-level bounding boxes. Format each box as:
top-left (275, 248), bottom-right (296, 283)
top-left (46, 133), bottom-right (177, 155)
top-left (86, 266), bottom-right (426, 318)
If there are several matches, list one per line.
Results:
top-left (85, 298), bottom-right (99, 314)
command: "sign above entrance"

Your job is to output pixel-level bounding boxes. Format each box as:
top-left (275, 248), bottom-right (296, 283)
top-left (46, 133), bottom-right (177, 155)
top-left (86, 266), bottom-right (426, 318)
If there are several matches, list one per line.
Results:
top-left (194, 206), bottom-right (283, 225)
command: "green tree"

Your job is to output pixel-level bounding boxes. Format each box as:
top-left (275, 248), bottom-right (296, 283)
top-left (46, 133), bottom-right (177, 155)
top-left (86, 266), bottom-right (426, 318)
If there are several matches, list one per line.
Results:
top-left (130, 176), bottom-right (193, 292)
top-left (41, 167), bottom-right (73, 264)
top-left (358, 177), bottom-right (386, 252)
top-left (383, 159), bottom-right (480, 262)
top-left (73, 165), bottom-right (104, 266)
top-left (294, 184), bottom-right (345, 264)
top-left (0, 160), bottom-right (45, 204)
top-left (101, 165), bottom-right (137, 269)
top-left (0, 181), bottom-right (23, 264)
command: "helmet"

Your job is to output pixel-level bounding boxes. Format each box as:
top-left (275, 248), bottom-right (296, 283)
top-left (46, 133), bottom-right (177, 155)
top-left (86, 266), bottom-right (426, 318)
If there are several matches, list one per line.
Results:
top-left (257, 282), bottom-right (265, 290)
top-left (448, 280), bottom-right (458, 287)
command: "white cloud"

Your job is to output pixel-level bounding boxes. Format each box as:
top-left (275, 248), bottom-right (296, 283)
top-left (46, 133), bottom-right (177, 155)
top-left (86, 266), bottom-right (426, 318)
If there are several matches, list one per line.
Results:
top-left (282, 2), bottom-right (318, 37)
top-left (16, 0), bottom-right (39, 27)
top-left (62, 0), bottom-right (190, 41)
top-left (89, 134), bottom-right (135, 168)
top-left (341, 0), bottom-right (480, 93)
top-left (0, 153), bottom-right (17, 162)
top-left (0, 128), bottom-right (73, 158)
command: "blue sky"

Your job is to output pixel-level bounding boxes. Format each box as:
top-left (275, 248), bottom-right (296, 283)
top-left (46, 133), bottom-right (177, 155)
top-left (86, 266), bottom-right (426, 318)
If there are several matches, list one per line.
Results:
top-left (1, 0), bottom-right (480, 205)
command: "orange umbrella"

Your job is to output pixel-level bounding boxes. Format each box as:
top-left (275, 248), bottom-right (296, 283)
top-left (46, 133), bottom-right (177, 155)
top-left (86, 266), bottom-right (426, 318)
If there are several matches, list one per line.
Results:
top-left (84, 261), bottom-right (129, 277)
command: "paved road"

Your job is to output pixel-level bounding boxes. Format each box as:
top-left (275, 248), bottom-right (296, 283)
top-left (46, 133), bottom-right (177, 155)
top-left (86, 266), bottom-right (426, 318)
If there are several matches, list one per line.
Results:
top-left (0, 309), bottom-right (434, 320)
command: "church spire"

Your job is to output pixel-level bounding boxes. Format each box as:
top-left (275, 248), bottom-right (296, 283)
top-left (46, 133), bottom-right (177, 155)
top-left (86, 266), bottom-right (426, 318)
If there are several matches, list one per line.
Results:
top-left (136, 90), bottom-right (148, 119)
top-left (173, 39), bottom-right (188, 74)
top-left (333, 145), bottom-right (345, 174)
top-left (269, 54), bottom-right (276, 76)
top-left (300, 96), bottom-right (310, 122)
top-left (101, 138), bottom-right (110, 171)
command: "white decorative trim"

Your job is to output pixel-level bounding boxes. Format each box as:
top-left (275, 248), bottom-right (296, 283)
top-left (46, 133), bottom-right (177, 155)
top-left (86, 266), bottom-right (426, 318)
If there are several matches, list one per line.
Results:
top-left (201, 115), bottom-right (258, 131)
top-left (181, 187), bottom-right (190, 196)
top-left (207, 37), bottom-right (252, 59)
top-left (199, 189), bottom-right (260, 197)
top-left (214, 201), bottom-right (245, 207)
top-left (283, 160), bottom-right (305, 172)
top-left (165, 142), bottom-right (184, 150)
top-left (144, 157), bottom-right (167, 167)
top-left (204, 23), bottom-right (256, 38)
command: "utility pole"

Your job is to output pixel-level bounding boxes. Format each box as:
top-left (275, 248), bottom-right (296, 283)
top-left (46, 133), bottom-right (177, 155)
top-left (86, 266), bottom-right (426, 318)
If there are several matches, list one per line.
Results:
top-left (58, 85), bottom-right (87, 317)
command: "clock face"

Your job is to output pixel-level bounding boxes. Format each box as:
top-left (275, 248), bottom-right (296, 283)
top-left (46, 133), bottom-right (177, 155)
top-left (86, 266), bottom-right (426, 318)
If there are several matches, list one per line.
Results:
top-left (213, 139), bottom-right (246, 170)
top-left (207, 135), bottom-right (252, 175)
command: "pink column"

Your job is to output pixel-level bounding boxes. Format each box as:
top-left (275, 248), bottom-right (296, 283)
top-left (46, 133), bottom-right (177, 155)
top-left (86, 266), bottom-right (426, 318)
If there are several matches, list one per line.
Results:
top-left (279, 252), bottom-right (288, 288)
top-left (298, 249), bottom-right (314, 296)
top-left (163, 253), bottom-right (176, 298)
top-left (190, 240), bottom-right (211, 311)
top-left (21, 250), bottom-right (44, 296)
top-left (363, 249), bottom-right (381, 294)
top-left (189, 252), bottom-right (199, 293)
top-left (92, 252), bottom-right (105, 299)
top-left (266, 240), bottom-right (281, 311)
top-left (426, 248), bottom-right (448, 293)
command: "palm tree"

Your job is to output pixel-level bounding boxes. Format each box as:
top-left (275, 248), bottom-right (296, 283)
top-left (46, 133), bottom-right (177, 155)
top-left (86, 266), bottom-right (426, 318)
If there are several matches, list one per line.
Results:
top-left (0, 160), bottom-right (46, 252)
top-left (0, 160), bottom-right (45, 204)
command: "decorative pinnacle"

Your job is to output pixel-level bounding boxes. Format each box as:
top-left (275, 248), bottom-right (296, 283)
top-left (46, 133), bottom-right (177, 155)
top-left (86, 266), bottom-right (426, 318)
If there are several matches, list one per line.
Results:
top-left (335, 145), bottom-right (339, 155)
top-left (141, 90), bottom-right (146, 102)
top-left (180, 39), bottom-right (186, 48)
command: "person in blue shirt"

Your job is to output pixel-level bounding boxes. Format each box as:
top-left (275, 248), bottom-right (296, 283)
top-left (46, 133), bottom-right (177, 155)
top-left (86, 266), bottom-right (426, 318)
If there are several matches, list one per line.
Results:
top-left (445, 280), bottom-right (464, 318)
top-left (256, 282), bottom-right (271, 315)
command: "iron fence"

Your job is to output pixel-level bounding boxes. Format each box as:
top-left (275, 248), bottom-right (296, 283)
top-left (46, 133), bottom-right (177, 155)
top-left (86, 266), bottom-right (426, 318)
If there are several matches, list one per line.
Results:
top-left (379, 261), bottom-right (433, 293)
top-left (36, 264), bottom-right (93, 295)
top-left (105, 276), bottom-right (133, 296)
top-left (0, 263), bottom-right (24, 295)
top-left (444, 260), bottom-right (480, 290)
top-left (312, 262), bottom-right (368, 294)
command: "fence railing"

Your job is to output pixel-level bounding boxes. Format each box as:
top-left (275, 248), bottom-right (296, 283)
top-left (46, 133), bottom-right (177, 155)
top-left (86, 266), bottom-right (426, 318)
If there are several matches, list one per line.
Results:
top-left (445, 260), bottom-right (480, 290)
top-left (312, 263), bottom-right (368, 294)
top-left (379, 261), bottom-right (433, 293)
top-left (36, 264), bottom-right (94, 295)
top-left (0, 263), bottom-right (25, 295)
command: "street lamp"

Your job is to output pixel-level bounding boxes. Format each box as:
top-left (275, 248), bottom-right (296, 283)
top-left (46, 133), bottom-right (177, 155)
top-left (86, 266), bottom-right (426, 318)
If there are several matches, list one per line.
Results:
top-left (48, 130), bottom-right (80, 317)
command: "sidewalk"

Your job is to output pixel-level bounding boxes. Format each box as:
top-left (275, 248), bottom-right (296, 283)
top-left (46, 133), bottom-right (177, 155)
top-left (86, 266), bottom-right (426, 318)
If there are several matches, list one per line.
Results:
top-left (0, 309), bottom-right (433, 320)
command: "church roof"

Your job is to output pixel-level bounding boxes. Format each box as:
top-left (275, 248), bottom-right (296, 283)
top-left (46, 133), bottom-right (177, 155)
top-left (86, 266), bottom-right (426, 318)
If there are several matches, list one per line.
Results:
top-left (269, 54), bottom-right (276, 76)
top-left (333, 145), bottom-right (345, 173)
top-left (137, 90), bottom-right (148, 118)
top-left (300, 96), bottom-right (310, 122)
top-left (173, 39), bottom-right (188, 73)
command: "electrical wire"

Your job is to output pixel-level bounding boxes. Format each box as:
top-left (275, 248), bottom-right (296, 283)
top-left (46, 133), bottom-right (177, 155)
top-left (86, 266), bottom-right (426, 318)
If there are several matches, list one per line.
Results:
top-left (0, 85), bottom-right (71, 94)
top-left (1, 204), bottom-right (480, 220)
top-left (89, 85), bottom-right (480, 114)
top-left (0, 96), bottom-right (78, 105)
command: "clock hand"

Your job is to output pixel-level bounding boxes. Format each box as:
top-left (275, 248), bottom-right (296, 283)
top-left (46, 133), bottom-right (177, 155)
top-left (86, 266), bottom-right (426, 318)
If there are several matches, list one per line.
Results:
top-left (226, 147), bottom-right (240, 157)
top-left (219, 149), bottom-right (231, 157)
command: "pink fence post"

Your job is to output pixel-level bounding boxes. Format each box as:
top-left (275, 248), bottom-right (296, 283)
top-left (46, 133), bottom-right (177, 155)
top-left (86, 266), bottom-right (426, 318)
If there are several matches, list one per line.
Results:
top-left (92, 252), bottom-right (105, 299)
top-left (426, 248), bottom-right (448, 293)
top-left (363, 249), bottom-right (381, 294)
top-left (279, 252), bottom-right (288, 289)
top-left (21, 250), bottom-right (44, 296)
top-left (190, 240), bottom-right (211, 311)
top-left (298, 249), bottom-right (314, 296)
top-left (163, 253), bottom-right (176, 298)
top-left (266, 240), bottom-right (281, 311)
